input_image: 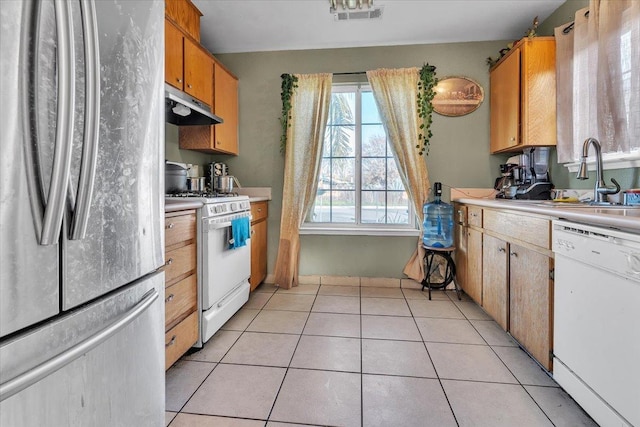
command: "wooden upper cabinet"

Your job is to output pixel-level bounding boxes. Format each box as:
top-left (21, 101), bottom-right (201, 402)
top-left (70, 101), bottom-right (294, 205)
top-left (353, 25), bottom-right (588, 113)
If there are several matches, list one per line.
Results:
top-left (490, 49), bottom-right (520, 152)
top-left (490, 37), bottom-right (556, 154)
top-left (164, 18), bottom-right (213, 108)
top-left (183, 37), bottom-right (213, 108)
top-left (179, 61), bottom-right (239, 155)
top-left (165, 0), bottom-right (202, 42)
top-left (213, 62), bottom-right (239, 154)
top-left (165, 19), bottom-right (184, 91)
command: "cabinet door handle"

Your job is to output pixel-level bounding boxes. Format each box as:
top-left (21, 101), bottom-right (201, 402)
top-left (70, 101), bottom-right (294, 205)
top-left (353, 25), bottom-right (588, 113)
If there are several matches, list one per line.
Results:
top-left (165, 336), bottom-right (176, 348)
top-left (510, 251), bottom-right (518, 257)
top-left (498, 247), bottom-right (506, 253)
top-left (167, 222), bottom-right (175, 229)
top-left (187, 83), bottom-right (192, 88)
top-left (510, 137), bottom-right (516, 141)
top-left (176, 78), bottom-right (182, 83)
top-left (257, 208), bottom-right (262, 213)
top-left (165, 293), bottom-right (174, 303)
top-left (166, 258), bottom-right (173, 266)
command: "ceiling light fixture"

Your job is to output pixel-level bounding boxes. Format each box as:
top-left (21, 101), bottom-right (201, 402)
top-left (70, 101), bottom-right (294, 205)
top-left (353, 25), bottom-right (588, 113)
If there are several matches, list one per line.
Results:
top-left (330, 0), bottom-right (374, 11)
top-left (330, 0), bottom-right (382, 21)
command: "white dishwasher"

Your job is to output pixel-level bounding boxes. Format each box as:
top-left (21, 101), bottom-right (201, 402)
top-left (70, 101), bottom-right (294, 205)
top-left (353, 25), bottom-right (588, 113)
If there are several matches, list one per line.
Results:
top-left (552, 220), bottom-right (640, 427)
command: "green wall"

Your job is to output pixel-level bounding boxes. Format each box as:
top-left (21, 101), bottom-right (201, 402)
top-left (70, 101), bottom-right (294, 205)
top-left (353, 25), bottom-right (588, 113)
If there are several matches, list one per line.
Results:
top-left (166, 0), bottom-right (638, 278)
top-left (212, 40), bottom-right (508, 278)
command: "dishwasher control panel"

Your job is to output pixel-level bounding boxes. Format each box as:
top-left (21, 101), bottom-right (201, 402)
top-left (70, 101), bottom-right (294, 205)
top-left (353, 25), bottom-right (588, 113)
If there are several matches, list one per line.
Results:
top-left (553, 220), bottom-right (640, 281)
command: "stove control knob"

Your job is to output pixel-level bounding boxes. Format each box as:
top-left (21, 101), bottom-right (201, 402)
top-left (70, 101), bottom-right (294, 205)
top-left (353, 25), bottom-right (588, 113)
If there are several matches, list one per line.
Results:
top-left (214, 205), bottom-right (221, 213)
top-left (230, 203), bottom-right (237, 211)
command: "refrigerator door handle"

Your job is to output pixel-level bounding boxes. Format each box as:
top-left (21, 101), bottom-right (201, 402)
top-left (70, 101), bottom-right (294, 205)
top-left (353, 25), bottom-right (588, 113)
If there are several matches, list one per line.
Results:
top-left (0, 288), bottom-right (159, 402)
top-left (41, 0), bottom-right (75, 246)
top-left (70, 0), bottom-right (100, 241)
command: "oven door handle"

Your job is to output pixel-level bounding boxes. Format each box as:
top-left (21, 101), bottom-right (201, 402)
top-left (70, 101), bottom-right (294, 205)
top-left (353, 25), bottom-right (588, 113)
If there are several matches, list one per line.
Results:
top-left (204, 216), bottom-right (252, 232)
top-left (205, 221), bottom-right (232, 231)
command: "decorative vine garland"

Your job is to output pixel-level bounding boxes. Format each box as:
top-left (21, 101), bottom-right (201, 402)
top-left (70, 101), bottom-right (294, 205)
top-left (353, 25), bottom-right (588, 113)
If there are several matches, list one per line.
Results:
top-left (417, 63), bottom-right (437, 156)
top-left (280, 73), bottom-right (298, 154)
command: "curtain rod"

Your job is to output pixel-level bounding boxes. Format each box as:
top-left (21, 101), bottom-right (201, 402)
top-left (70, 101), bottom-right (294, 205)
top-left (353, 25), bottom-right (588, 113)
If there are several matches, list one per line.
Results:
top-left (334, 71), bottom-right (367, 76)
top-left (562, 9), bottom-right (589, 34)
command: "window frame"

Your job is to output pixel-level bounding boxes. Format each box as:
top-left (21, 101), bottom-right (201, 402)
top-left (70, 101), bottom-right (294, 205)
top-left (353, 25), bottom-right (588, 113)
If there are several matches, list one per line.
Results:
top-left (300, 83), bottom-right (419, 237)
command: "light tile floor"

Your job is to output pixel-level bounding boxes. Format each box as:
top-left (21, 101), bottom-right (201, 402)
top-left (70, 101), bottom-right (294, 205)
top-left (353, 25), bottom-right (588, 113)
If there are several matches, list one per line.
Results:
top-left (166, 284), bottom-right (598, 427)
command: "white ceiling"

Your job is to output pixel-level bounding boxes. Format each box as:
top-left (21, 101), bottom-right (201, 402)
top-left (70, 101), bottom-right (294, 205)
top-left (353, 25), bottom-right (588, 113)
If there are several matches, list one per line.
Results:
top-left (192, 0), bottom-right (565, 55)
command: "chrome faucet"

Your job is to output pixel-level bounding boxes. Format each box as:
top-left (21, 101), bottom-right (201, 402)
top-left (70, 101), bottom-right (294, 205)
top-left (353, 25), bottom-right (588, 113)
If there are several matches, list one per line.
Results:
top-left (576, 137), bottom-right (620, 204)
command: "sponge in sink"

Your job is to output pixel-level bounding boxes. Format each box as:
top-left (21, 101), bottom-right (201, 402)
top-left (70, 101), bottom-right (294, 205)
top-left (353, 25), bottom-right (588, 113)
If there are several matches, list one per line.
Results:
top-left (552, 196), bottom-right (580, 203)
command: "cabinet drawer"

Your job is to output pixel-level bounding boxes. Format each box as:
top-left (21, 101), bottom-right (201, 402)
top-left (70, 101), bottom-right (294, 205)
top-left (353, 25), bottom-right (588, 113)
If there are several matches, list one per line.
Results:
top-left (165, 212), bottom-right (196, 248)
top-left (468, 206), bottom-right (483, 227)
top-left (165, 311), bottom-right (198, 370)
top-left (483, 210), bottom-right (550, 249)
top-left (164, 243), bottom-right (196, 285)
top-left (165, 274), bottom-right (197, 331)
top-left (250, 201), bottom-right (268, 223)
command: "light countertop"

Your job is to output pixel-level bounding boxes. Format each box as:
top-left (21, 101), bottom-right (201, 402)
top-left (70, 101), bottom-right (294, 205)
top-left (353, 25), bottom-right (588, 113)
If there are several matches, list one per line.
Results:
top-left (164, 199), bottom-right (203, 213)
top-left (248, 196), bottom-right (270, 203)
top-left (236, 187), bottom-right (272, 202)
top-left (453, 197), bottom-right (639, 233)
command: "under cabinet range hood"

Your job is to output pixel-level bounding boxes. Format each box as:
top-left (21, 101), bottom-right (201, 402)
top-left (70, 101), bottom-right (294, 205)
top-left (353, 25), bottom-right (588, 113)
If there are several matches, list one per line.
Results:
top-left (165, 83), bottom-right (223, 126)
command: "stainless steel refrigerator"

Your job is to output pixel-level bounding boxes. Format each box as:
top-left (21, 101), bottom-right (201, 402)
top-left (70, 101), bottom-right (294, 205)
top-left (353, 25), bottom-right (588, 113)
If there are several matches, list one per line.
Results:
top-left (0, 0), bottom-right (165, 425)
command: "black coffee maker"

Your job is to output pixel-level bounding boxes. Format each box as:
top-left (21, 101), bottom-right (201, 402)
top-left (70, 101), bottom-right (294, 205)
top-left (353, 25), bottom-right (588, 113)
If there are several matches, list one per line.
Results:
top-left (494, 148), bottom-right (553, 200)
top-left (514, 148), bottom-right (553, 200)
top-left (494, 163), bottom-right (520, 199)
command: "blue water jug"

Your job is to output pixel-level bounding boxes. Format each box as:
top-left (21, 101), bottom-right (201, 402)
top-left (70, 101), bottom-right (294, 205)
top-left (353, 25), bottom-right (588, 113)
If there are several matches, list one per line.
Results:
top-left (422, 182), bottom-right (454, 248)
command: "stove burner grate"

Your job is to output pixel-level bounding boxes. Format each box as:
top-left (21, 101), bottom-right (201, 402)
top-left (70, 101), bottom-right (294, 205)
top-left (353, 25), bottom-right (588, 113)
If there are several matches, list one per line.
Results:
top-left (166, 191), bottom-right (239, 198)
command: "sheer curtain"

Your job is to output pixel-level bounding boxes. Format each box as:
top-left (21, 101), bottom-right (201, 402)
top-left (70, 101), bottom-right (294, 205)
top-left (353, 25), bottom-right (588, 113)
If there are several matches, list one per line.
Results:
top-left (367, 68), bottom-right (430, 282)
top-left (274, 73), bottom-right (332, 289)
top-left (555, 0), bottom-right (639, 163)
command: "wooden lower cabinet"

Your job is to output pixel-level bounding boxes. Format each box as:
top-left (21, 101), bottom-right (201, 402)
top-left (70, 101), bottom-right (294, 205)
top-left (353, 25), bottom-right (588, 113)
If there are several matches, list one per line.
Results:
top-left (455, 203), bottom-right (554, 371)
top-left (453, 219), bottom-right (468, 290)
top-left (249, 201), bottom-right (268, 290)
top-left (465, 228), bottom-right (483, 305)
top-left (165, 275), bottom-right (197, 331)
top-left (509, 244), bottom-right (554, 370)
top-left (165, 311), bottom-right (198, 371)
top-left (482, 234), bottom-right (509, 330)
top-left (164, 210), bottom-right (198, 370)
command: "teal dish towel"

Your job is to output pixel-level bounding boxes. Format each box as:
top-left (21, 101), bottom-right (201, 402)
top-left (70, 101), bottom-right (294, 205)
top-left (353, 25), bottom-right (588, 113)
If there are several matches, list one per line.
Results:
top-left (229, 217), bottom-right (250, 249)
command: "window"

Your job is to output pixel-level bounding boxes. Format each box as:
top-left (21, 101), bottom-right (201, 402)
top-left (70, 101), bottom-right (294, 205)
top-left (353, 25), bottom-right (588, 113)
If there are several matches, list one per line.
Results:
top-left (301, 84), bottom-right (417, 236)
top-left (557, 4), bottom-right (639, 171)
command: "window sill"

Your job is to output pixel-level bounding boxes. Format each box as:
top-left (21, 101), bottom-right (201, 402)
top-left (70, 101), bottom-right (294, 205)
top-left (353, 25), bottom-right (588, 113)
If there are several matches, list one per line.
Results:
top-left (300, 226), bottom-right (420, 237)
top-left (564, 153), bottom-right (640, 172)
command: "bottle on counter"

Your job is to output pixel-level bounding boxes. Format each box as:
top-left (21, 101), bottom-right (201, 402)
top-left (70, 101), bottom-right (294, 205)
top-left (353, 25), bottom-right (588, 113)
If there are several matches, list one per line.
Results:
top-left (422, 182), bottom-right (454, 248)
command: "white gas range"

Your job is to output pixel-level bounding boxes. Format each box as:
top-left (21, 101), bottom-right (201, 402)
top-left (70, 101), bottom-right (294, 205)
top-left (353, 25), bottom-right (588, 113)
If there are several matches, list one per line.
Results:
top-left (166, 193), bottom-right (251, 347)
